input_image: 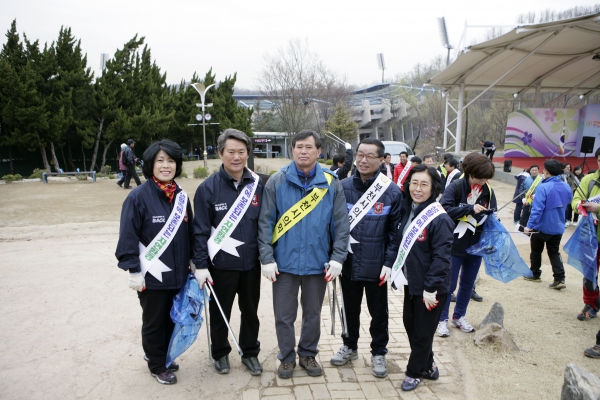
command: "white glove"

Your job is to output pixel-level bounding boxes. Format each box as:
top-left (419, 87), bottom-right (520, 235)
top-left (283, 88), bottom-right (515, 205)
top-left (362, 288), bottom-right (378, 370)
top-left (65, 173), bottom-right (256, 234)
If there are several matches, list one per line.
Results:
top-left (422, 290), bottom-right (438, 311)
top-left (128, 272), bottom-right (145, 292)
top-left (379, 266), bottom-right (391, 287)
top-left (324, 260), bottom-right (342, 282)
top-left (261, 262), bottom-right (279, 282)
top-left (522, 198), bottom-right (527, 205)
top-left (189, 260), bottom-right (196, 273)
top-left (195, 268), bottom-right (213, 288)
top-left (344, 142), bottom-right (352, 150)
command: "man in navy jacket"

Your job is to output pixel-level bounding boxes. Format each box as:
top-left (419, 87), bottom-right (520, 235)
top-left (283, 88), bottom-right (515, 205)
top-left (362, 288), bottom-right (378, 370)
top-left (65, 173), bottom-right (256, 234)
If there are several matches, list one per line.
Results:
top-left (331, 138), bottom-right (402, 379)
top-left (193, 129), bottom-right (264, 376)
top-left (524, 159), bottom-right (573, 289)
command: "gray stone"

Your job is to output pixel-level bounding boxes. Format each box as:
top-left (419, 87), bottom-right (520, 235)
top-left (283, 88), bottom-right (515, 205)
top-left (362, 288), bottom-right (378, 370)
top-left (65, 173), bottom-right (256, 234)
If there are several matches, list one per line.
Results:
top-left (561, 363), bottom-right (600, 400)
top-left (478, 302), bottom-right (505, 329)
top-left (473, 322), bottom-right (520, 351)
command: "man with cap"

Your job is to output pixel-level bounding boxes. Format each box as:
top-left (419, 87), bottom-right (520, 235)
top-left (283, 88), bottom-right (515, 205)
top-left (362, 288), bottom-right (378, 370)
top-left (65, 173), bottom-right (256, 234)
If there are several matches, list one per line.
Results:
top-left (123, 139), bottom-right (142, 188)
top-left (523, 160), bottom-right (573, 289)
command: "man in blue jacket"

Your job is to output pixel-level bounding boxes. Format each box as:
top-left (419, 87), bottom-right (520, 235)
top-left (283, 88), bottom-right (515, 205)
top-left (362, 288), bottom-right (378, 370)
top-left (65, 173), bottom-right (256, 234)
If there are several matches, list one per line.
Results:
top-left (330, 138), bottom-right (402, 378)
top-left (524, 160), bottom-right (573, 289)
top-left (258, 130), bottom-right (350, 379)
top-left (193, 129), bottom-right (264, 376)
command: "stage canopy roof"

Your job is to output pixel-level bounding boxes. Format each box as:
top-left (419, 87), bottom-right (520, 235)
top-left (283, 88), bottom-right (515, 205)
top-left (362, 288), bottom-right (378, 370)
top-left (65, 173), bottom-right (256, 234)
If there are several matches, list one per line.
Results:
top-left (426, 12), bottom-right (600, 152)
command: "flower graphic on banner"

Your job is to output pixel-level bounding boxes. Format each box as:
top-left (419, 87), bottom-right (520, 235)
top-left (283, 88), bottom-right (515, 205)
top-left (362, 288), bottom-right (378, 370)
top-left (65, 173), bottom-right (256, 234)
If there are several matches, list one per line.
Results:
top-left (521, 131), bottom-right (533, 146)
top-left (551, 109), bottom-right (577, 134)
top-left (544, 109), bottom-right (556, 122)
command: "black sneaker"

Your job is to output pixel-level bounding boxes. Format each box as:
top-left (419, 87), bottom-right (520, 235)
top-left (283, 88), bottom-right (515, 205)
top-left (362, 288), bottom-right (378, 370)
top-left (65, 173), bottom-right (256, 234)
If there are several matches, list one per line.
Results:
top-left (523, 276), bottom-right (541, 282)
top-left (584, 344), bottom-right (600, 358)
top-left (299, 356), bottom-right (322, 376)
top-left (471, 290), bottom-right (483, 302)
top-left (151, 371), bottom-right (177, 385)
top-left (116, 182), bottom-right (123, 187)
top-left (241, 356), bottom-right (263, 376)
top-left (401, 376), bottom-right (422, 391)
top-left (277, 360), bottom-right (296, 379)
top-left (422, 362), bottom-right (439, 380)
top-left (450, 293), bottom-right (456, 302)
top-left (214, 355), bottom-right (230, 374)
top-left (549, 280), bottom-right (566, 290)
top-left (144, 355), bottom-right (179, 372)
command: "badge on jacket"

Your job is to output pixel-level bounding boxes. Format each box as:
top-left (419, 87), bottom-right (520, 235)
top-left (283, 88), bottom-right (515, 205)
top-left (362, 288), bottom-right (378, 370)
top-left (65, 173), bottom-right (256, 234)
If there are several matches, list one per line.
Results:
top-left (251, 194), bottom-right (259, 207)
top-left (373, 202), bottom-right (383, 215)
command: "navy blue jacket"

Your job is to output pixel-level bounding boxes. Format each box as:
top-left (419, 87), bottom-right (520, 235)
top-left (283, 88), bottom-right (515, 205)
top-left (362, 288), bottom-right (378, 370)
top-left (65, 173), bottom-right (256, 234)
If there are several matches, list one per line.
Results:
top-left (115, 180), bottom-right (194, 290)
top-left (193, 166), bottom-right (264, 271)
top-left (441, 178), bottom-right (497, 256)
top-left (341, 170), bottom-right (402, 282)
top-left (397, 196), bottom-right (454, 295)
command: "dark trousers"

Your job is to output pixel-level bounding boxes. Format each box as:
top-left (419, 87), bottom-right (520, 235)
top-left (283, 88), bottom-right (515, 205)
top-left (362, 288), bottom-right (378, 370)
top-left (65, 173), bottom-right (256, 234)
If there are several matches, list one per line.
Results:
top-left (341, 273), bottom-right (389, 355)
top-left (138, 288), bottom-right (179, 374)
top-left (513, 202), bottom-right (523, 223)
top-left (441, 255), bottom-right (482, 321)
top-left (565, 204), bottom-right (579, 223)
top-left (272, 273), bottom-right (327, 363)
top-left (124, 164), bottom-right (141, 187)
top-left (117, 168), bottom-right (127, 185)
top-left (208, 267), bottom-right (261, 360)
top-left (403, 290), bottom-right (447, 379)
top-left (530, 232), bottom-right (565, 280)
top-left (485, 149), bottom-right (496, 161)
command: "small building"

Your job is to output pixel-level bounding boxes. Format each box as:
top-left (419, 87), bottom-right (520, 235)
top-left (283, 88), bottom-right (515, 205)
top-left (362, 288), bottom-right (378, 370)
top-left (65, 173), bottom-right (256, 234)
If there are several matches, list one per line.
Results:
top-left (252, 132), bottom-right (290, 159)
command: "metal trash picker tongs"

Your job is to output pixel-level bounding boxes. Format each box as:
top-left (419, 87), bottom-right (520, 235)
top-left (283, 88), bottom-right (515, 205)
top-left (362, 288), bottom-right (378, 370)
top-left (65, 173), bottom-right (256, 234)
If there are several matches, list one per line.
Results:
top-left (202, 281), bottom-right (244, 364)
top-left (325, 262), bottom-right (348, 338)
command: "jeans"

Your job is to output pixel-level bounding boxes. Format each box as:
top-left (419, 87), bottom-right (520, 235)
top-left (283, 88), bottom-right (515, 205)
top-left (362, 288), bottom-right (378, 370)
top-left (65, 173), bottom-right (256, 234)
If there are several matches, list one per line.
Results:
top-left (440, 255), bottom-right (482, 321)
top-left (513, 202), bottom-right (523, 223)
top-left (341, 273), bottom-right (388, 355)
top-left (530, 232), bottom-right (565, 281)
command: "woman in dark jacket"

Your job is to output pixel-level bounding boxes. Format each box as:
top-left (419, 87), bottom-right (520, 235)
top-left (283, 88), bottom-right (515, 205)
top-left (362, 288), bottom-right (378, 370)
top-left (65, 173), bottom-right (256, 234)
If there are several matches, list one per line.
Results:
top-left (397, 164), bottom-right (454, 392)
top-left (115, 139), bottom-right (194, 385)
top-left (436, 153), bottom-right (496, 338)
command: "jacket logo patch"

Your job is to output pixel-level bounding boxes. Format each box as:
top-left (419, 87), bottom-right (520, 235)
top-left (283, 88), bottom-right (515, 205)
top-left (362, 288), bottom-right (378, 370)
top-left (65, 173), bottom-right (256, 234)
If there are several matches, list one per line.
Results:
top-left (417, 228), bottom-right (427, 242)
top-left (215, 203), bottom-right (228, 211)
top-left (251, 194), bottom-right (259, 206)
top-left (184, 210), bottom-right (188, 222)
top-left (373, 202), bottom-right (384, 214)
top-left (152, 216), bottom-right (165, 223)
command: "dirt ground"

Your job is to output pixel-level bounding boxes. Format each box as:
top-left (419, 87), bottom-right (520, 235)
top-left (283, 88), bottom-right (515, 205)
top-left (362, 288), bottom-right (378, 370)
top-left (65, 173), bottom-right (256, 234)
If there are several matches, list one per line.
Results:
top-left (1, 157), bottom-right (599, 399)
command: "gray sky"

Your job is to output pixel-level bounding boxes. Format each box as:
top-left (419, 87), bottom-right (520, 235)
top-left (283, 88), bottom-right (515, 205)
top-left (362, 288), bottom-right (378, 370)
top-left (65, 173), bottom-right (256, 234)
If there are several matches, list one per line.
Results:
top-left (2, 0), bottom-right (598, 89)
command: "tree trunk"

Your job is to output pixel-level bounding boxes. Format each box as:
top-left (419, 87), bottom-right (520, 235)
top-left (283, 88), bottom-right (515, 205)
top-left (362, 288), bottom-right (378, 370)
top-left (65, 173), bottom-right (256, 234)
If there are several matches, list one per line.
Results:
top-left (89, 117), bottom-right (104, 171)
top-left (40, 146), bottom-right (51, 171)
top-left (8, 146), bottom-right (14, 175)
top-left (81, 144), bottom-right (87, 172)
top-left (60, 144), bottom-right (68, 172)
top-left (101, 139), bottom-right (114, 172)
top-left (50, 142), bottom-right (61, 172)
top-left (67, 138), bottom-right (76, 171)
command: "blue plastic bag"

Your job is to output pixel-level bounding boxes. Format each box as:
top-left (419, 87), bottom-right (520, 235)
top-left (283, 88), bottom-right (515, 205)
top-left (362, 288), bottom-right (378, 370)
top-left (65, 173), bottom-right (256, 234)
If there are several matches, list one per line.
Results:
top-left (564, 214), bottom-right (598, 290)
top-left (466, 215), bottom-right (533, 283)
top-left (166, 274), bottom-right (206, 367)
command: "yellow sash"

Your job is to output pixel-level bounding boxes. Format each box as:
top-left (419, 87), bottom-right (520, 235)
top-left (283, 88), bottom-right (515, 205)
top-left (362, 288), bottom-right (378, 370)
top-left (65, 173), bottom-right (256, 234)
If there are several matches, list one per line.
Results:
top-left (524, 176), bottom-right (542, 205)
top-left (272, 173), bottom-right (333, 243)
top-left (439, 163), bottom-right (448, 178)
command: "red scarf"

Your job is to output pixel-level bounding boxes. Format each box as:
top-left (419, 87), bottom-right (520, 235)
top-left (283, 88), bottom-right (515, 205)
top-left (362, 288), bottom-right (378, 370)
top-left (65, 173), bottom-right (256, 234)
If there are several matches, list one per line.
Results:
top-left (152, 176), bottom-right (177, 203)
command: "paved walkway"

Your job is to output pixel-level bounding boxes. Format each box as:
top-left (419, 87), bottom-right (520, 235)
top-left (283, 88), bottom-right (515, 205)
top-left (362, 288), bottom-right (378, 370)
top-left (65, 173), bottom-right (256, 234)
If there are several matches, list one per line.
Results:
top-left (240, 287), bottom-right (464, 400)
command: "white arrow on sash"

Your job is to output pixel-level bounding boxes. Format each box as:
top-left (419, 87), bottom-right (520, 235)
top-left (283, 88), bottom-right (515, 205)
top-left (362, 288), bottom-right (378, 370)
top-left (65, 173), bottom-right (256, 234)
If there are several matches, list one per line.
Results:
top-left (208, 226), bottom-right (245, 257)
top-left (454, 214), bottom-right (487, 238)
top-left (139, 242), bottom-right (172, 282)
top-left (347, 235), bottom-right (359, 253)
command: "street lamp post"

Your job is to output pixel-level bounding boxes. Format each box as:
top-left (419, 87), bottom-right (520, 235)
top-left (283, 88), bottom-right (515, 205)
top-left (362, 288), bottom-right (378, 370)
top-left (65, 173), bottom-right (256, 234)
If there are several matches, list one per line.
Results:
top-left (191, 82), bottom-right (215, 168)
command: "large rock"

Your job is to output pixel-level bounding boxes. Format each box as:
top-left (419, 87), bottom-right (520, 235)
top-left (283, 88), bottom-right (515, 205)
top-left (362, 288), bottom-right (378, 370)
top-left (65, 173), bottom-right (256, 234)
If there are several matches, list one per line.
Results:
top-left (561, 363), bottom-right (600, 400)
top-left (478, 302), bottom-right (505, 329)
top-left (473, 322), bottom-right (520, 351)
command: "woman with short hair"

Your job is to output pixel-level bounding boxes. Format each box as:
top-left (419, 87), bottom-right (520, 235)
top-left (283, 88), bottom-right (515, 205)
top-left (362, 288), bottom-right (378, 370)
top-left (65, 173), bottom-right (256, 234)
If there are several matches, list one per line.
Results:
top-left (115, 139), bottom-right (194, 385)
top-left (397, 164), bottom-right (454, 391)
top-left (436, 153), bottom-right (497, 338)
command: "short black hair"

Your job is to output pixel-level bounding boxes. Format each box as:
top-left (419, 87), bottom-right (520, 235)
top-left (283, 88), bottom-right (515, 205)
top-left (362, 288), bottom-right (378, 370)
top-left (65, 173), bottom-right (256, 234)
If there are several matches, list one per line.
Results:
top-left (544, 159), bottom-right (564, 176)
top-left (127, 139), bottom-right (135, 145)
top-left (443, 153), bottom-right (454, 161)
top-left (403, 164), bottom-right (442, 200)
top-left (142, 139), bottom-right (183, 179)
top-left (360, 138), bottom-right (385, 157)
top-left (292, 130), bottom-right (322, 149)
top-left (384, 152), bottom-right (391, 158)
top-left (400, 151), bottom-right (408, 157)
top-left (595, 147), bottom-right (600, 158)
top-left (445, 158), bottom-right (459, 168)
top-left (411, 156), bottom-right (422, 164)
top-left (332, 154), bottom-right (345, 165)
top-left (423, 154), bottom-right (433, 161)
top-left (217, 128), bottom-right (252, 154)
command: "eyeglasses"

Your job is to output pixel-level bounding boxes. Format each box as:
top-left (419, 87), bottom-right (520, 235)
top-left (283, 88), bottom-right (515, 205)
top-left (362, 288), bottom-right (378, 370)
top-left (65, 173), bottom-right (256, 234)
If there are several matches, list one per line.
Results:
top-left (409, 181), bottom-right (430, 189)
top-left (356, 153), bottom-right (380, 161)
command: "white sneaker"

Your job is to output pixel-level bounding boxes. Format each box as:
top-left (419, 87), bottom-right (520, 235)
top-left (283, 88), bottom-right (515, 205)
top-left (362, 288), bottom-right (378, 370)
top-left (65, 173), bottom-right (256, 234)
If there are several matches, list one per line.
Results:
top-left (436, 320), bottom-right (450, 337)
top-left (574, 220), bottom-right (580, 226)
top-left (565, 221), bottom-right (570, 228)
top-left (450, 316), bottom-right (475, 333)
top-left (330, 345), bottom-right (358, 366)
top-left (371, 354), bottom-right (387, 378)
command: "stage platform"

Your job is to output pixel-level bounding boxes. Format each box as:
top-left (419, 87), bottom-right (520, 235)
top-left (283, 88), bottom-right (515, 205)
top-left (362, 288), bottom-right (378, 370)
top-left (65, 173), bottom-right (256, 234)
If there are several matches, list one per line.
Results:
top-left (493, 156), bottom-right (598, 173)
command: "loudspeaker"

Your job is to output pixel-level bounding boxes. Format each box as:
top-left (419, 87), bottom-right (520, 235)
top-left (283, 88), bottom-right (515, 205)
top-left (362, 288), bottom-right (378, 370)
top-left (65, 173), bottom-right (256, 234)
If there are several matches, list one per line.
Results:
top-left (504, 160), bottom-right (512, 172)
top-left (581, 137), bottom-right (595, 154)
